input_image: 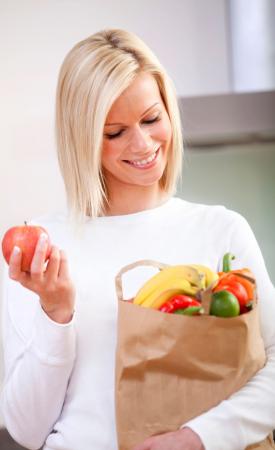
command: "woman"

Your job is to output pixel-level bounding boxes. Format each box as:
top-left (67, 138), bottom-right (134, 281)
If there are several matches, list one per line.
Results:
top-left (1, 29), bottom-right (275, 450)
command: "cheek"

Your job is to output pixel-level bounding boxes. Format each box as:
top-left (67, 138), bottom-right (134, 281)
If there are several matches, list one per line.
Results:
top-left (101, 151), bottom-right (112, 173)
top-left (101, 142), bottom-right (119, 169)
top-left (155, 116), bottom-right (172, 145)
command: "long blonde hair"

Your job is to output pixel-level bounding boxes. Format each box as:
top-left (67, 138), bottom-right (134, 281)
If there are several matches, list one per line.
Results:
top-left (55, 29), bottom-right (183, 227)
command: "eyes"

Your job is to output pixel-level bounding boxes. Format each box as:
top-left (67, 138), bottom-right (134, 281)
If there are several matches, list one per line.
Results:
top-left (104, 114), bottom-right (161, 140)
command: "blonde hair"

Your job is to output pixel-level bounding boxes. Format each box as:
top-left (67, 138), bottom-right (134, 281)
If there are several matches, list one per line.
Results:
top-left (55, 29), bottom-right (183, 227)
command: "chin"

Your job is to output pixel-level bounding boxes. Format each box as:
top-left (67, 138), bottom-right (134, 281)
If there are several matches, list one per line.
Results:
top-left (134, 158), bottom-right (167, 183)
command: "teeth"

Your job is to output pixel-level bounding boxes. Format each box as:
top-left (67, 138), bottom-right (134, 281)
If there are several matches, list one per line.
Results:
top-left (129, 149), bottom-right (158, 167)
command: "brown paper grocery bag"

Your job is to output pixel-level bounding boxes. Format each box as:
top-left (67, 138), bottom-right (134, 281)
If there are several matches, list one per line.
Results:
top-left (115, 260), bottom-right (274, 450)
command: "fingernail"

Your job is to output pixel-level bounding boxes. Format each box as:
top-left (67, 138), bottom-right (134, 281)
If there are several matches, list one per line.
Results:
top-left (12, 246), bottom-right (21, 256)
top-left (38, 233), bottom-right (48, 247)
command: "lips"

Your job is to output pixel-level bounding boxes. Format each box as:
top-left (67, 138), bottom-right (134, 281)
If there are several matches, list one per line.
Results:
top-left (123, 147), bottom-right (160, 168)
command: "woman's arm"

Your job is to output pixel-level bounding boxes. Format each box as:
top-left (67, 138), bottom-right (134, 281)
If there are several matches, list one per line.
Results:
top-left (183, 212), bottom-right (275, 450)
top-left (132, 210), bottom-right (275, 450)
top-left (1, 238), bottom-right (76, 449)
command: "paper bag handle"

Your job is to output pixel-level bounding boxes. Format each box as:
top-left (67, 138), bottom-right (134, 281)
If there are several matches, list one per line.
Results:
top-left (115, 259), bottom-right (168, 302)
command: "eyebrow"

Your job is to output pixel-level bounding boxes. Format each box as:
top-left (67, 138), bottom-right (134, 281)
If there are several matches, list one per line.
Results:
top-left (105, 102), bottom-right (160, 126)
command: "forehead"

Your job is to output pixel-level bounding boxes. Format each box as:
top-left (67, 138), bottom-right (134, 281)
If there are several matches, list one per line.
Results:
top-left (106, 73), bottom-right (163, 122)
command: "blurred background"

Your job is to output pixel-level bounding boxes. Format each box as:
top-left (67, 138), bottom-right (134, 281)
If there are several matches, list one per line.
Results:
top-left (0, 0), bottom-right (274, 447)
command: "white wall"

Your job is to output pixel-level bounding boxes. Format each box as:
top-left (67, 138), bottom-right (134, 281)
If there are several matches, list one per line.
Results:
top-left (230, 0), bottom-right (275, 92)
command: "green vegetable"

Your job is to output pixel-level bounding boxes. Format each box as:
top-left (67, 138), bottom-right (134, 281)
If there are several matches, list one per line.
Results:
top-left (222, 253), bottom-right (235, 273)
top-left (174, 306), bottom-right (203, 316)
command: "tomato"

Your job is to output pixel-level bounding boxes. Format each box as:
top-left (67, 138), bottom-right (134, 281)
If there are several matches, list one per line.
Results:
top-left (214, 280), bottom-right (248, 309)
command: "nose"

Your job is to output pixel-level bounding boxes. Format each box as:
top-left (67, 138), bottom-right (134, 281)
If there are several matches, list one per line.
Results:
top-left (128, 125), bottom-right (152, 154)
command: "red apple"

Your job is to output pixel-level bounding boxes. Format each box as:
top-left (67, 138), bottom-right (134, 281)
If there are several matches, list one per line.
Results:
top-left (1, 222), bottom-right (51, 272)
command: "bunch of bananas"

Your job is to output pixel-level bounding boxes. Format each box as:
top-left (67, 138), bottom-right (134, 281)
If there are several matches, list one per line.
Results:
top-left (133, 264), bottom-right (219, 309)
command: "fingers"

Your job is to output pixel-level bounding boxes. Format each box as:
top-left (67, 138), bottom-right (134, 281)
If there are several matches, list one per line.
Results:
top-left (8, 246), bottom-right (28, 285)
top-left (132, 445), bottom-right (149, 450)
top-left (9, 246), bottom-right (22, 280)
top-left (132, 441), bottom-right (151, 450)
top-left (45, 247), bottom-right (70, 281)
top-left (30, 233), bottom-right (49, 278)
top-left (8, 237), bottom-right (70, 288)
top-left (58, 250), bottom-right (70, 279)
top-left (45, 245), bottom-right (60, 279)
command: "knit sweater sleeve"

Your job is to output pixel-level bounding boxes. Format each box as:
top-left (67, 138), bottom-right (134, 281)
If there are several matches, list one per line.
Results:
top-left (182, 211), bottom-right (275, 450)
top-left (0, 264), bottom-right (76, 450)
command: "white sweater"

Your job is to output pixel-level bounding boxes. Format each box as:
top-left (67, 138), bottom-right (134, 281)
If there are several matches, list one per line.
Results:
top-left (1, 197), bottom-right (275, 450)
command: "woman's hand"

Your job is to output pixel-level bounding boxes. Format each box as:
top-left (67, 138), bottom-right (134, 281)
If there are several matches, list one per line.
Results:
top-left (8, 233), bottom-right (76, 324)
top-left (132, 427), bottom-right (205, 450)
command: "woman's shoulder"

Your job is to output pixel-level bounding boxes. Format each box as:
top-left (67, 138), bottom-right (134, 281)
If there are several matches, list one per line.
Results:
top-left (171, 196), bottom-right (244, 223)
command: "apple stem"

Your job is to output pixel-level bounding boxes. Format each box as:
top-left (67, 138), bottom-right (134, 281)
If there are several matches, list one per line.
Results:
top-left (24, 221), bottom-right (27, 226)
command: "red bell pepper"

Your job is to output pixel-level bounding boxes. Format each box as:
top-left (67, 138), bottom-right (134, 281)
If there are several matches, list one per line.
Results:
top-left (159, 294), bottom-right (201, 313)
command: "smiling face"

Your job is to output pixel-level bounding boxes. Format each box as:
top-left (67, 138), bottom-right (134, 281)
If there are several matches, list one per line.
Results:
top-left (101, 72), bottom-right (172, 199)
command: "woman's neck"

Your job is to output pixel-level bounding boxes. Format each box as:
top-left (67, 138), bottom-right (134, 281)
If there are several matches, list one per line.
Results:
top-left (104, 185), bottom-right (170, 216)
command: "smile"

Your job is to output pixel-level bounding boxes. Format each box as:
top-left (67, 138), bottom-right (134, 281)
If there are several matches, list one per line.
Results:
top-left (124, 148), bottom-right (160, 168)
